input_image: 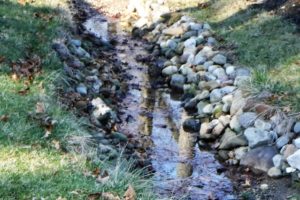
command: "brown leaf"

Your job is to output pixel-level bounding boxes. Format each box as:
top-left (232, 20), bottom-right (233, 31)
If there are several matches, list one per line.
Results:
top-left (0, 56), bottom-right (5, 63)
top-left (102, 192), bottom-right (120, 200)
top-left (0, 115), bottom-right (9, 122)
top-left (88, 193), bottom-right (101, 200)
top-left (92, 168), bottom-right (101, 177)
top-left (123, 185), bottom-right (136, 200)
top-left (17, 87), bottom-right (30, 95)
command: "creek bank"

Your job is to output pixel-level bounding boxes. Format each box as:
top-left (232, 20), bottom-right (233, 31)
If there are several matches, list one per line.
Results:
top-left (52, 0), bottom-right (300, 199)
top-left (128, 0), bottom-right (300, 198)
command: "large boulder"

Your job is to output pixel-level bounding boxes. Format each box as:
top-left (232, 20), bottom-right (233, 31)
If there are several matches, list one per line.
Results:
top-left (240, 146), bottom-right (277, 172)
top-left (244, 127), bottom-right (272, 148)
top-left (287, 150), bottom-right (300, 170)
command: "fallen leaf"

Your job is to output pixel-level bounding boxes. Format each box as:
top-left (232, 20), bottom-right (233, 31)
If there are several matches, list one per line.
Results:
top-left (52, 140), bottom-right (60, 150)
top-left (0, 56), bottom-right (5, 63)
top-left (123, 185), bottom-right (136, 200)
top-left (92, 167), bottom-right (101, 177)
top-left (11, 73), bottom-right (18, 81)
top-left (0, 115), bottom-right (9, 122)
top-left (17, 87), bottom-right (30, 95)
top-left (102, 192), bottom-right (120, 200)
top-left (36, 102), bottom-right (46, 113)
top-left (88, 193), bottom-right (101, 200)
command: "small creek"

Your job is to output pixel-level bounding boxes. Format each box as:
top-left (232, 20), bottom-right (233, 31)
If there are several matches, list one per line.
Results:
top-left (116, 28), bottom-right (234, 199)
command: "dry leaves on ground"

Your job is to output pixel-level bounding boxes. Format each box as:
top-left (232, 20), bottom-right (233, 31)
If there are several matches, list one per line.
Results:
top-left (0, 115), bottom-right (9, 122)
top-left (123, 185), bottom-right (136, 200)
top-left (11, 55), bottom-right (41, 80)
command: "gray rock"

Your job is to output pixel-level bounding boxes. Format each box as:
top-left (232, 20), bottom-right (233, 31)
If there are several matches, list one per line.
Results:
top-left (276, 135), bottom-right (290, 149)
top-left (225, 66), bottom-right (236, 77)
top-left (162, 65), bottom-right (178, 76)
top-left (70, 39), bottom-right (81, 47)
top-left (244, 127), bottom-right (272, 148)
top-left (230, 90), bottom-right (246, 115)
top-left (282, 144), bottom-right (297, 160)
top-left (207, 37), bottom-right (217, 46)
top-left (198, 80), bottom-right (220, 91)
top-left (234, 76), bottom-right (250, 86)
top-left (204, 72), bottom-right (217, 81)
top-left (91, 97), bottom-right (112, 120)
top-left (220, 86), bottom-right (236, 95)
top-left (190, 22), bottom-right (202, 31)
top-left (219, 128), bottom-right (248, 150)
top-left (203, 104), bottom-right (213, 114)
top-left (210, 89), bottom-right (224, 102)
top-left (212, 123), bottom-right (225, 136)
top-left (193, 53), bottom-right (207, 65)
top-left (272, 154), bottom-right (283, 168)
top-left (184, 37), bottom-right (197, 48)
top-left (293, 138), bottom-right (300, 148)
top-left (203, 61), bottom-right (214, 68)
top-left (267, 167), bottom-right (282, 178)
top-left (254, 119), bottom-right (272, 131)
top-left (239, 112), bottom-right (257, 129)
top-left (234, 147), bottom-right (248, 160)
top-left (186, 72), bottom-right (199, 83)
top-left (222, 94), bottom-right (233, 105)
top-left (219, 115), bottom-right (231, 127)
top-left (240, 146), bottom-right (277, 172)
top-left (166, 39), bottom-right (178, 50)
top-left (197, 101), bottom-right (209, 115)
top-left (208, 65), bottom-right (218, 73)
top-left (212, 54), bottom-right (227, 65)
top-left (76, 83), bottom-right (87, 95)
top-left (230, 115), bottom-right (242, 133)
top-left (170, 74), bottom-right (186, 90)
top-left (179, 65), bottom-right (193, 75)
top-left (213, 68), bottom-right (228, 81)
top-left (83, 16), bottom-right (109, 42)
top-left (183, 118), bottom-right (201, 132)
top-left (184, 90), bottom-right (210, 109)
top-left (199, 122), bottom-right (214, 139)
top-left (293, 122), bottom-right (300, 134)
top-left (287, 150), bottom-right (300, 170)
top-left (163, 26), bottom-right (186, 36)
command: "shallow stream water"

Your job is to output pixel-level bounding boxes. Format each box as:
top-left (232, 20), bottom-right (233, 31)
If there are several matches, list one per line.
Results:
top-left (116, 30), bottom-right (234, 199)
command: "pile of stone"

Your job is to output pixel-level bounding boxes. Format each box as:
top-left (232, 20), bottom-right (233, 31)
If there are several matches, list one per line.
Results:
top-left (141, 14), bottom-right (300, 179)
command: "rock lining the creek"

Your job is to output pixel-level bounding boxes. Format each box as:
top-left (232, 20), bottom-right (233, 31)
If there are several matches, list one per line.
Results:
top-left (130, 1), bottom-right (300, 180)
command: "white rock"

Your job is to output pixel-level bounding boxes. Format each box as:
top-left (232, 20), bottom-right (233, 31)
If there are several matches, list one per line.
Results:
top-left (287, 149), bottom-right (300, 170)
top-left (162, 65), bottom-right (178, 76)
top-left (234, 147), bottom-right (248, 160)
top-left (254, 119), bottom-right (272, 131)
top-left (210, 89), bottom-right (224, 102)
top-left (203, 104), bottom-right (213, 114)
top-left (92, 98), bottom-right (111, 119)
top-left (267, 167), bottom-right (281, 177)
top-left (212, 54), bottom-right (227, 65)
top-left (260, 184), bottom-right (269, 190)
top-left (272, 154), bottom-right (283, 168)
top-left (293, 138), bottom-right (300, 148)
top-left (184, 37), bottom-right (197, 48)
top-left (294, 122), bottom-right (300, 134)
top-left (239, 112), bottom-right (257, 129)
top-left (83, 16), bottom-right (109, 42)
top-left (286, 167), bottom-right (296, 173)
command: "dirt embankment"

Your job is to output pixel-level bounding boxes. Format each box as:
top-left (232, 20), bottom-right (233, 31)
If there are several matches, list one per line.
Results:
top-left (262, 0), bottom-right (300, 26)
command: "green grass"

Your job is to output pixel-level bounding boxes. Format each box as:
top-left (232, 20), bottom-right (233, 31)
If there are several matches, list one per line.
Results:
top-left (0, 0), bottom-right (154, 199)
top-left (171, 0), bottom-right (300, 111)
